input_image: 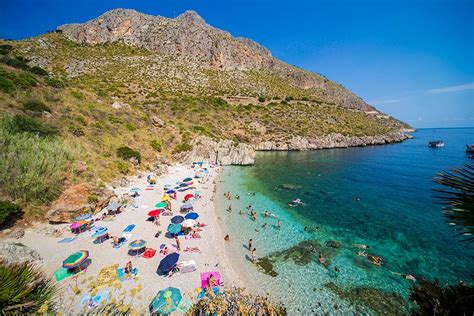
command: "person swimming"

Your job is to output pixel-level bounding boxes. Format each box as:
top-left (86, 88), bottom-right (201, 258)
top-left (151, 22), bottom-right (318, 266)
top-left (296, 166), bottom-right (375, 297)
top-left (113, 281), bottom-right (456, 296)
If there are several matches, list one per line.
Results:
top-left (353, 243), bottom-right (370, 249)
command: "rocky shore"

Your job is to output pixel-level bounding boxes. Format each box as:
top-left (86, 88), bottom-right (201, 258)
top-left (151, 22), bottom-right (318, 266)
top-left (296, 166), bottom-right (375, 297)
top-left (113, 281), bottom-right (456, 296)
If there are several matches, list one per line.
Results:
top-left (186, 130), bottom-right (412, 165)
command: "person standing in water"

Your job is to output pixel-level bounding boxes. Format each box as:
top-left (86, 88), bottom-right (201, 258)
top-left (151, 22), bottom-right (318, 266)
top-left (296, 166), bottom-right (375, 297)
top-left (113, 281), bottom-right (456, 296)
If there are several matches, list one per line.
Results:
top-left (248, 239), bottom-right (253, 250)
top-left (252, 248), bottom-right (257, 263)
top-left (277, 220), bottom-right (282, 229)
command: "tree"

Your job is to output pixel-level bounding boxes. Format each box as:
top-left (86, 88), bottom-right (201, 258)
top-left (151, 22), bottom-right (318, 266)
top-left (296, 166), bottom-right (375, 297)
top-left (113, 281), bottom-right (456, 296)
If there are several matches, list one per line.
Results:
top-left (433, 163), bottom-right (474, 245)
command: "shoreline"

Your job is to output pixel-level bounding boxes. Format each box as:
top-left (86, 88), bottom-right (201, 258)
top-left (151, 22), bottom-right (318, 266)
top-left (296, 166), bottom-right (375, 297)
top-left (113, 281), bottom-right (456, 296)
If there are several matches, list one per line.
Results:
top-left (0, 163), bottom-right (246, 313)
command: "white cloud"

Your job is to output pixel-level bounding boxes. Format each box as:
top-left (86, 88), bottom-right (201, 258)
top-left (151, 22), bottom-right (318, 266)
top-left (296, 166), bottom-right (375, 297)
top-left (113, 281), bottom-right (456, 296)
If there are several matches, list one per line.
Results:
top-left (426, 82), bottom-right (474, 94)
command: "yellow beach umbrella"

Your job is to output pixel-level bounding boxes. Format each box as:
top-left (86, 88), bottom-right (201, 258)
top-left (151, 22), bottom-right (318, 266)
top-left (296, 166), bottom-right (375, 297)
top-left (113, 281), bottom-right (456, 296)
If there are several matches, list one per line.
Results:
top-left (161, 195), bottom-right (171, 201)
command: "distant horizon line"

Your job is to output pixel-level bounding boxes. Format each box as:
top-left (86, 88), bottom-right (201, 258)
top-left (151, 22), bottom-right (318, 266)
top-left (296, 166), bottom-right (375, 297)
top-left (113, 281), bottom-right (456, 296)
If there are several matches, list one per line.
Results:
top-left (412, 126), bottom-right (474, 130)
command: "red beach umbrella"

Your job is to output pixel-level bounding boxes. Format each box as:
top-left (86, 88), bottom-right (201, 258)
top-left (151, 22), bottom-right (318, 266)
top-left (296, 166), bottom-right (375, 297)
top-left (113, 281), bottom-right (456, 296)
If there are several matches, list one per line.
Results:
top-left (184, 194), bottom-right (194, 201)
top-left (148, 209), bottom-right (161, 217)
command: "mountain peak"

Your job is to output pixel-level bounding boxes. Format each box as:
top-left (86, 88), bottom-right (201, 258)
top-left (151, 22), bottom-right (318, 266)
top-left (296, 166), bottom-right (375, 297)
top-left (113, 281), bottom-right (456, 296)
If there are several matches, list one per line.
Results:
top-left (177, 10), bottom-right (205, 24)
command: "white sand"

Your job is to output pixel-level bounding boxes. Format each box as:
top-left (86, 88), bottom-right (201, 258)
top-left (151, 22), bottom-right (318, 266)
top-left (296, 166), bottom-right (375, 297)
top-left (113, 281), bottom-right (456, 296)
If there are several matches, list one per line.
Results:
top-left (6, 164), bottom-right (244, 313)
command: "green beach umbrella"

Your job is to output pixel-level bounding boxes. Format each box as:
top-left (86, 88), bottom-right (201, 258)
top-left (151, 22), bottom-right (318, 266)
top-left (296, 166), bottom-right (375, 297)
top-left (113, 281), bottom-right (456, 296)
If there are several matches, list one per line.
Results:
top-left (150, 287), bottom-right (182, 314)
top-left (155, 202), bottom-right (168, 209)
top-left (63, 250), bottom-right (89, 269)
top-left (167, 223), bottom-right (182, 234)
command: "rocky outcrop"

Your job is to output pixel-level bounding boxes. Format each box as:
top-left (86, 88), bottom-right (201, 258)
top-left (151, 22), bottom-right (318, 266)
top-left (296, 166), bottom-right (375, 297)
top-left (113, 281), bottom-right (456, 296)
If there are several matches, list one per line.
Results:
top-left (184, 136), bottom-right (255, 165)
top-left (46, 183), bottom-right (115, 223)
top-left (0, 242), bottom-right (42, 265)
top-left (254, 131), bottom-right (410, 151)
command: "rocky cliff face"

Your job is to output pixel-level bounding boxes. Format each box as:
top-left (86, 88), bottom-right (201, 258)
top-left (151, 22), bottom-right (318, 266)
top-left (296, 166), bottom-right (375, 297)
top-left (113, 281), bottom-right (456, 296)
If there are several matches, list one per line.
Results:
top-left (184, 136), bottom-right (255, 165)
top-left (56, 8), bottom-right (370, 110)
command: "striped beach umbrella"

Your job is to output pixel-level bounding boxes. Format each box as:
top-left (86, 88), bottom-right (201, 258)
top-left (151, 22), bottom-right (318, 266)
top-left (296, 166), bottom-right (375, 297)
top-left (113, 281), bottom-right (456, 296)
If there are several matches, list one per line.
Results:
top-left (63, 250), bottom-right (89, 269)
top-left (150, 287), bottom-right (182, 314)
top-left (70, 220), bottom-right (87, 229)
top-left (129, 239), bottom-right (147, 250)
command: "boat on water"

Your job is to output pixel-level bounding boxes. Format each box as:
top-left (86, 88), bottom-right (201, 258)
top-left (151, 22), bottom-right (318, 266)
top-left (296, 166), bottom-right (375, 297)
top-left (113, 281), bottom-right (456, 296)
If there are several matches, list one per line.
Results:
top-left (428, 140), bottom-right (444, 148)
top-left (466, 144), bottom-right (474, 153)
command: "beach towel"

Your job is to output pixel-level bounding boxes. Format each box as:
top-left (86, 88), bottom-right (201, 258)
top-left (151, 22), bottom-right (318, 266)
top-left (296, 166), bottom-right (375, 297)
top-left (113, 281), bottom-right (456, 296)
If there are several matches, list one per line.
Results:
top-left (79, 291), bottom-right (109, 309)
top-left (145, 187), bottom-right (154, 191)
top-left (117, 267), bottom-right (138, 281)
top-left (143, 248), bottom-right (156, 259)
top-left (123, 224), bottom-right (135, 232)
top-left (58, 237), bottom-right (77, 244)
top-left (54, 267), bottom-right (75, 281)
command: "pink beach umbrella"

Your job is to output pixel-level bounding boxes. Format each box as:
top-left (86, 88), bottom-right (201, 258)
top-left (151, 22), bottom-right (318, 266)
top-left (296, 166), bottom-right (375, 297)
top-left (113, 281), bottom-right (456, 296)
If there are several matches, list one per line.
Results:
top-left (70, 220), bottom-right (86, 229)
top-left (200, 271), bottom-right (221, 288)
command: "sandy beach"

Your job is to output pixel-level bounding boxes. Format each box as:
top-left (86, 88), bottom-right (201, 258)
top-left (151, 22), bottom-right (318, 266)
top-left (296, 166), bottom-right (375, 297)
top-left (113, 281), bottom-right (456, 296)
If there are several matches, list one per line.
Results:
top-left (4, 164), bottom-right (245, 313)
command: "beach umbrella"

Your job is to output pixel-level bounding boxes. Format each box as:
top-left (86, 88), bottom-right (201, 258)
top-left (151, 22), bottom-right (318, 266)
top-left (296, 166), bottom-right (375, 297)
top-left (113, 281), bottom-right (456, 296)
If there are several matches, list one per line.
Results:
top-left (148, 210), bottom-right (161, 217)
top-left (70, 220), bottom-right (87, 229)
top-left (161, 195), bottom-right (171, 202)
top-left (183, 177), bottom-right (193, 182)
top-left (63, 250), bottom-right (89, 269)
top-left (167, 223), bottom-right (182, 234)
top-left (185, 212), bottom-right (199, 220)
top-left (150, 287), bottom-right (182, 314)
top-left (129, 239), bottom-right (147, 250)
top-left (92, 227), bottom-right (108, 238)
top-left (171, 216), bottom-right (184, 224)
top-left (179, 183), bottom-right (188, 188)
top-left (180, 203), bottom-right (193, 210)
top-left (157, 253), bottom-right (180, 274)
top-left (183, 194), bottom-right (194, 201)
top-left (106, 201), bottom-right (121, 211)
top-left (75, 213), bottom-right (92, 221)
top-left (130, 187), bottom-right (141, 192)
top-left (181, 219), bottom-right (196, 228)
top-left (166, 189), bottom-right (175, 194)
top-left (155, 202), bottom-right (168, 209)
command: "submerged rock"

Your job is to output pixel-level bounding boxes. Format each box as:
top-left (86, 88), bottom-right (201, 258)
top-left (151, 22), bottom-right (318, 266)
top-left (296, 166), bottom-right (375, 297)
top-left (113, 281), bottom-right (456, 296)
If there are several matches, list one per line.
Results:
top-left (326, 240), bottom-right (342, 248)
top-left (256, 257), bottom-right (278, 277)
top-left (279, 183), bottom-right (302, 191)
top-left (324, 282), bottom-right (407, 314)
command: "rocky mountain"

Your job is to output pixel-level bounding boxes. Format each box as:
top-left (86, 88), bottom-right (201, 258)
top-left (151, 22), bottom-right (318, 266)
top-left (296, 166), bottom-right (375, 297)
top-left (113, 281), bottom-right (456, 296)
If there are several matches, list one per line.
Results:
top-left (56, 8), bottom-right (371, 110)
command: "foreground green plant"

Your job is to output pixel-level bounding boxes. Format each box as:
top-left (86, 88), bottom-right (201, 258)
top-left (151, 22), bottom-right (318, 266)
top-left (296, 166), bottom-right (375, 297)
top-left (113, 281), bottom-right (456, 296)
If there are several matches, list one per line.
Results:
top-left (0, 262), bottom-right (57, 313)
top-left (0, 200), bottom-right (22, 226)
top-left (0, 116), bottom-right (70, 206)
top-left (433, 163), bottom-right (474, 245)
top-left (409, 279), bottom-right (474, 315)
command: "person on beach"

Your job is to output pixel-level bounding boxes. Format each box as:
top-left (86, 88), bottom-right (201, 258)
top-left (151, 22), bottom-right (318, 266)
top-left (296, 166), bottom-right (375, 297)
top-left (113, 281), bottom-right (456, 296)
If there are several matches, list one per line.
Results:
top-left (124, 261), bottom-right (133, 276)
top-left (252, 248), bottom-right (257, 263)
top-left (175, 236), bottom-right (181, 251)
top-left (248, 239), bottom-right (253, 250)
top-left (154, 216), bottom-right (160, 226)
top-left (112, 236), bottom-right (120, 246)
top-left (224, 234), bottom-right (230, 241)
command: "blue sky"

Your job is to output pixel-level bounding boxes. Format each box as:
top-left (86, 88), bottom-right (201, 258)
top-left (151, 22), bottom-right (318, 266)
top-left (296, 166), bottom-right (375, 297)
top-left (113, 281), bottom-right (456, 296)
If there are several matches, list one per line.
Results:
top-left (1, 0), bottom-right (473, 128)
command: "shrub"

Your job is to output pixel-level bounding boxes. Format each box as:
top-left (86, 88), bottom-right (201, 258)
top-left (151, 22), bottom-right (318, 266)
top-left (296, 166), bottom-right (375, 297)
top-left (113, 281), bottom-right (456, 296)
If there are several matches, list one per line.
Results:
top-left (0, 75), bottom-right (15, 94)
top-left (116, 160), bottom-right (129, 174)
top-left (22, 99), bottom-right (51, 113)
top-left (30, 65), bottom-right (48, 76)
top-left (0, 200), bottom-right (21, 225)
top-left (87, 195), bottom-right (99, 204)
top-left (5, 114), bottom-right (58, 137)
top-left (150, 139), bottom-right (162, 152)
top-left (13, 72), bottom-right (38, 88)
top-left (285, 96), bottom-right (294, 102)
top-left (0, 262), bottom-right (57, 313)
top-left (71, 90), bottom-right (84, 100)
top-left (0, 56), bottom-right (30, 70)
top-left (45, 77), bottom-right (66, 88)
top-left (116, 146), bottom-right (141, 163)
top-left (258, 95), bottom-right (266, 102)
top-left (0, 118), bottom-right (70, 204)
top-left (0, 44), bottom-right (13, 55)
top-left (68, 125), bottom-right (85, 137)
top-left (125, 123), bottom-right (137, 131)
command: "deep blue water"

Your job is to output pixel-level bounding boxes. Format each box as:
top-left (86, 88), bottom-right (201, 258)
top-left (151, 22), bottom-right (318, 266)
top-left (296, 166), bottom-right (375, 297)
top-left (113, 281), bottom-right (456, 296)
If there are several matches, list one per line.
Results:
top-left (216, 128), bottom-right (473, 314)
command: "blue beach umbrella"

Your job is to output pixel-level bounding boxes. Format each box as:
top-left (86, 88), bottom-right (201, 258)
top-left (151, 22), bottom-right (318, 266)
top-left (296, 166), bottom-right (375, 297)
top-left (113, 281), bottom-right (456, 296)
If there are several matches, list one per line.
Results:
top-left (185, 212), bottom-right (199, 220)
top-left (171, 216), bottom-right (184, 224)
top-left (150, 287), bottom-right (182, 314)
top-left (157, 253), bottom-right (180, 275)
top-left (167, 223), bottom-right (182, 234)
top-left (183, 177), bottom-right (192, 182)
top-left (179, 183), bottom-right (188, 188)
top-left (166, 189), bottom-right (175, 194)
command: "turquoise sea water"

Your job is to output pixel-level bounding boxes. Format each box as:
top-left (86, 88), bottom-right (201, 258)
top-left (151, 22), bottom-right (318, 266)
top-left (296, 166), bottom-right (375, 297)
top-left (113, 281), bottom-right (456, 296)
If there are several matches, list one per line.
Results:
top-left (216, 128), bottom-right (473, 314)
